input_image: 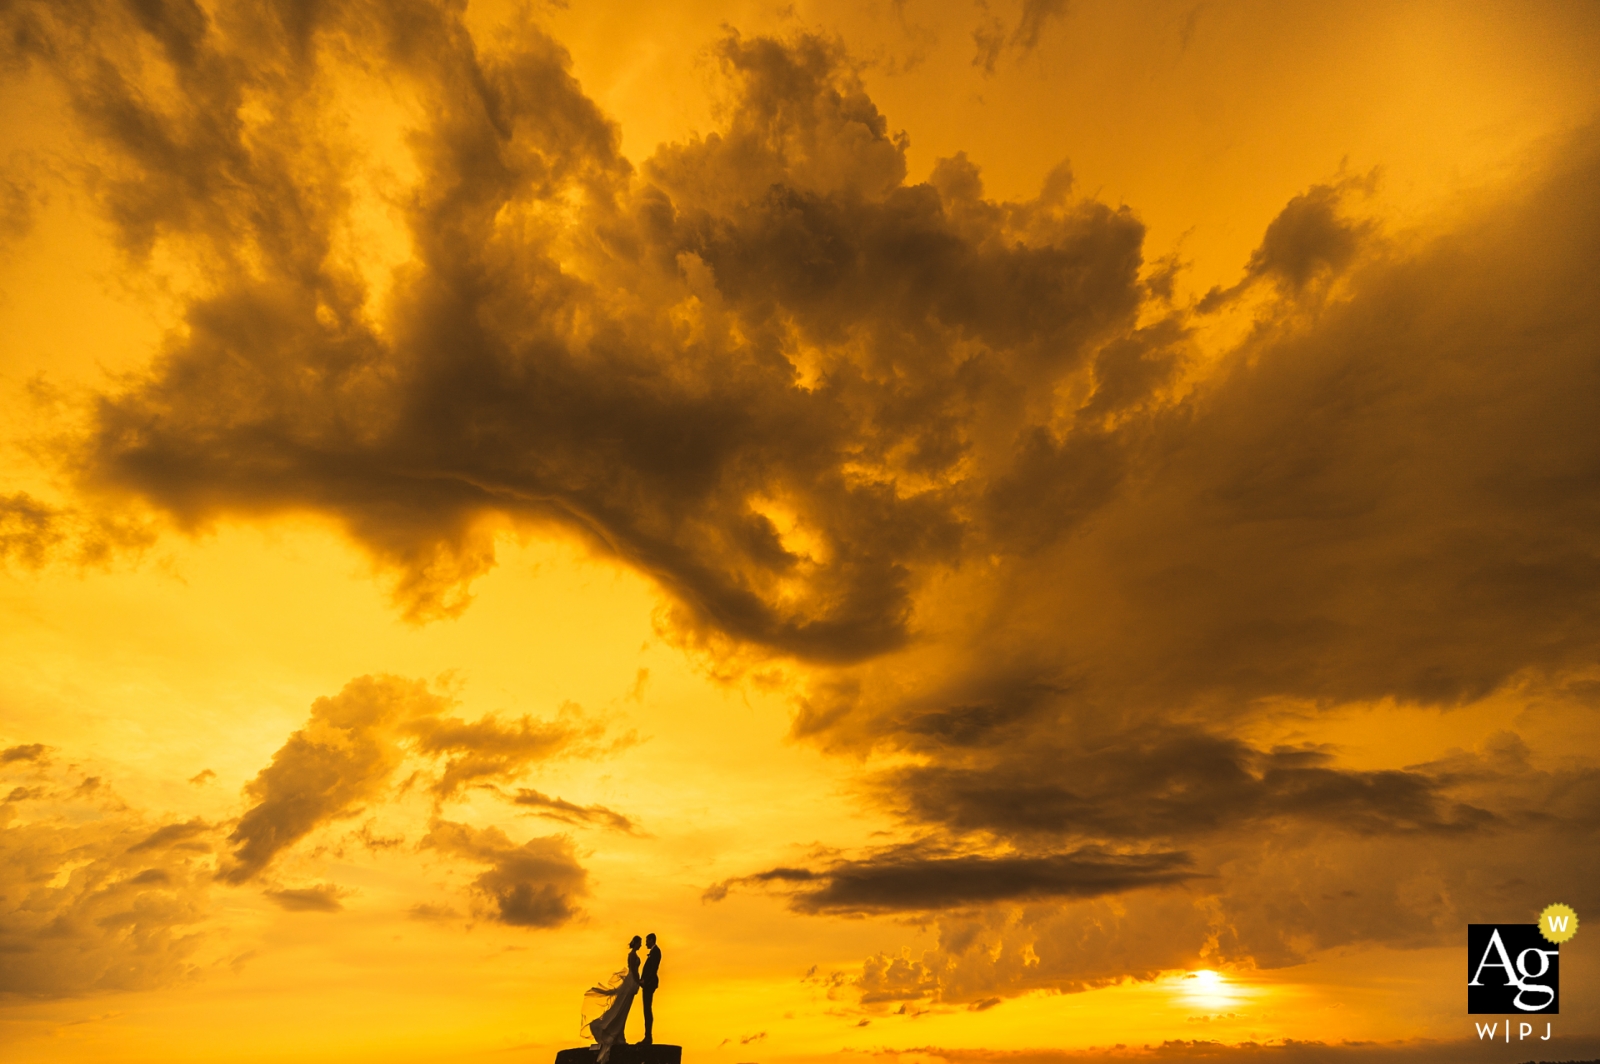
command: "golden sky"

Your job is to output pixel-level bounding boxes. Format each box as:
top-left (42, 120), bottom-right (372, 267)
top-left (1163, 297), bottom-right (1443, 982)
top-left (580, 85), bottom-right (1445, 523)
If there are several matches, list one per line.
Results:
top-left (3, 1), bottom-right (1600, 1062)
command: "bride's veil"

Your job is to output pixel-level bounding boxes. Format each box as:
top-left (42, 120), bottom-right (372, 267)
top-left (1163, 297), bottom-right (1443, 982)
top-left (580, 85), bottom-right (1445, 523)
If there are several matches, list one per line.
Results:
top-left (580, 969), bottom-right (628, 1037)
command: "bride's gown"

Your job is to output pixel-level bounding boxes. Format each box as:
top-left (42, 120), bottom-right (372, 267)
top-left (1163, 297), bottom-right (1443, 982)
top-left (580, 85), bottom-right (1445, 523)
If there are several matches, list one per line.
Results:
top-left (583, 950), bottom-right (640, 1063)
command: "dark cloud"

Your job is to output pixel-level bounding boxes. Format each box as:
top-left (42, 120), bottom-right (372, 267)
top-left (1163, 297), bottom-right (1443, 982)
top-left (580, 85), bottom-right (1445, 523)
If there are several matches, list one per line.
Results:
top-left (1199, 175), bottom-right (1377, 310)
top-left (128, 818), bottom-right (211, 853)
top-left (1242, 174), bottom-right (1376, 290)
top-left (707, 844), bottom-right (1195, 914)
top-left (420, 819), bottom-right (586, 928)
top-left (508, 788), bottom-right (638, 833)
top-left (1070, 144), bottom-right (1600, 713)
top-left (703, 866), bottom-right (819, 902)
top-left (821, 735), bottom-right (1600, 1005)
top-left (264, 884), bottom-right (348, 912)
top-left (1, 743), bottom-right (49, 763)
top-left (878, 722), bottom-right (1496, 844)
top-left (14, 3), bottom-right (1146, 660)
top-left (9, 0), bottom-right (1596, 732)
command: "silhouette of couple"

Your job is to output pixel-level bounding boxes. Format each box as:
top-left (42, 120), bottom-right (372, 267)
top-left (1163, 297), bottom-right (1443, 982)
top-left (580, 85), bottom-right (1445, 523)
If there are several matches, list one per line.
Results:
top-left (584, 933), bottom-right (661, 1062)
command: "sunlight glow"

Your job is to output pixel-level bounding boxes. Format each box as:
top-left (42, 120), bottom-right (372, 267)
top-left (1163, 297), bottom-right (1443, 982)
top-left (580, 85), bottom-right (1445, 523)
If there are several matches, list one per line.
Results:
top-left (1173, 968), bottom-right (1254, 1015)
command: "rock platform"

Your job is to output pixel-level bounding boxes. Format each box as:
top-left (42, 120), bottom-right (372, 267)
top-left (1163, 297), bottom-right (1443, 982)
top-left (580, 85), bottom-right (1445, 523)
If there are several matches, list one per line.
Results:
top-left (555, 1045), bottom-right (682, 1064)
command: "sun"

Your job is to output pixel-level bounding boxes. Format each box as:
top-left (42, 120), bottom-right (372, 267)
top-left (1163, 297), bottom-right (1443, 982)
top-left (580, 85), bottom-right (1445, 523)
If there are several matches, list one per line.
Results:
top-left (1174, 968), bottom-right (1244, 1012)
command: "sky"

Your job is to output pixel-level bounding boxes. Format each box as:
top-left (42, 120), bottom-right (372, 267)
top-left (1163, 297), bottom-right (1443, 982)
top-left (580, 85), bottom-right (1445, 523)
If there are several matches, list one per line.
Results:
top-left (2, 1), bottom-right (1600, 1062)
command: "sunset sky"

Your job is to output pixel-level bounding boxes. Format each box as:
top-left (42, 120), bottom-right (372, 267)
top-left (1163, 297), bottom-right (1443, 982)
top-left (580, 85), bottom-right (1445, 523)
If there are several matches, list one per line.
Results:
top-left (3, 1), bottom-right (1600, 1062)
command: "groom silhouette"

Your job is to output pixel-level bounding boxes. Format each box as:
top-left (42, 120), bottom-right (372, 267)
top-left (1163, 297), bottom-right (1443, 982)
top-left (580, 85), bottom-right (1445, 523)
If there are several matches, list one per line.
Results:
top-left (640, 933), bottom-right (661, 1044)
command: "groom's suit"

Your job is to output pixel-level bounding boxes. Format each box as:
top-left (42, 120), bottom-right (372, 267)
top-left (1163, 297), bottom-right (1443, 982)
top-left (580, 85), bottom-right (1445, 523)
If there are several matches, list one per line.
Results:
top-left (640, 944), bottom-right (661, 1042)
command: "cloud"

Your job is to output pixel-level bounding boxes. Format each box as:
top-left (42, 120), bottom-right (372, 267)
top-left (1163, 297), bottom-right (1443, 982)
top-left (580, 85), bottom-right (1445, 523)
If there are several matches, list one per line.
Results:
top-left (0, 494), bottom-right (69, 569)
top-left (420, 819), bottom-right (586, 928)
top-left (0, 160), bottom-right (45, 244)
top-left (876, 721), bottom-right (1496, 844)
top-left (1199, 174), bottom-right (1377, 309)
top-left (128, 818), bottom-right (211, 853)
top-left (1, 744), bottom-right (50, 763)
top-left (1241, 175), bottom-right (1377, 290)
top-left (0, 493), bottom-right (154, 571)
top-left (703, 866), bottom-right (819, 902)
top-left (820, 734), bottom-right (1600, 1005)
top-left (11, 0), bottom-right (1597, 739)
top-left (264, 884), bottom-right (349, 912)
top-left (773, 133), bottom-right (1600, 983)
top-left (21, 6), bottom-right (1147, 660)
top-left (508, 788), bottom-right (638, 833)
top-left (0, 764), bottom-right (215, 997)
top-left (972, 0), bottom-right (1072, 74)
top-left (707, 844), bottom-right (1196, 915)
top-left (221, 675), bottom-right (605, 882)
top-left (408, 707), bottom-right (605, 799)
top-left (221, 675), bottom-right (451, 884)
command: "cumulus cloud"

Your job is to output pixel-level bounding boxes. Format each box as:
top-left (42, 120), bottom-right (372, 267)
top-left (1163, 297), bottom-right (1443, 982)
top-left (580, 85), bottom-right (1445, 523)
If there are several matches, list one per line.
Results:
top-left (221, 675), bottom-right (451, 884)
top-left (420, 819), bottom-right (586, 928)
top-left (222, 675), bottom-right (607, 883)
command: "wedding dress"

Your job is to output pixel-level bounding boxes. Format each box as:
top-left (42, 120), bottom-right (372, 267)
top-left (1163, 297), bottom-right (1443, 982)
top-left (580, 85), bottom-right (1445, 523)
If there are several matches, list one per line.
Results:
top-left (582, 952), bottom-right (640, 1064)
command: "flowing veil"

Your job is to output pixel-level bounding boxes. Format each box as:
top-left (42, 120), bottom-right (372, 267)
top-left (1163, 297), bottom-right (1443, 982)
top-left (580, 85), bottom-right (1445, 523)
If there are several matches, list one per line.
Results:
top-left (580, 969), bottom-right (627, 1037)
top-left (581, 966), bottom-right (639, 1063)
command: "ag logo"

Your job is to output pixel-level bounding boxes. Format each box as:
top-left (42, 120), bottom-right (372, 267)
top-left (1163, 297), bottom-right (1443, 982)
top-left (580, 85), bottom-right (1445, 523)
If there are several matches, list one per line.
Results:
top-left (1468, 924), bottom-right (1559, 1014)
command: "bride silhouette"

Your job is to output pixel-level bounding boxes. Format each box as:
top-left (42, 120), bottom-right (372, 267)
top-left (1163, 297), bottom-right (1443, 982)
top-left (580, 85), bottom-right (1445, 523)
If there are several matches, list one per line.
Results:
top-left (581, 936), bottom-right (642, 1063)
